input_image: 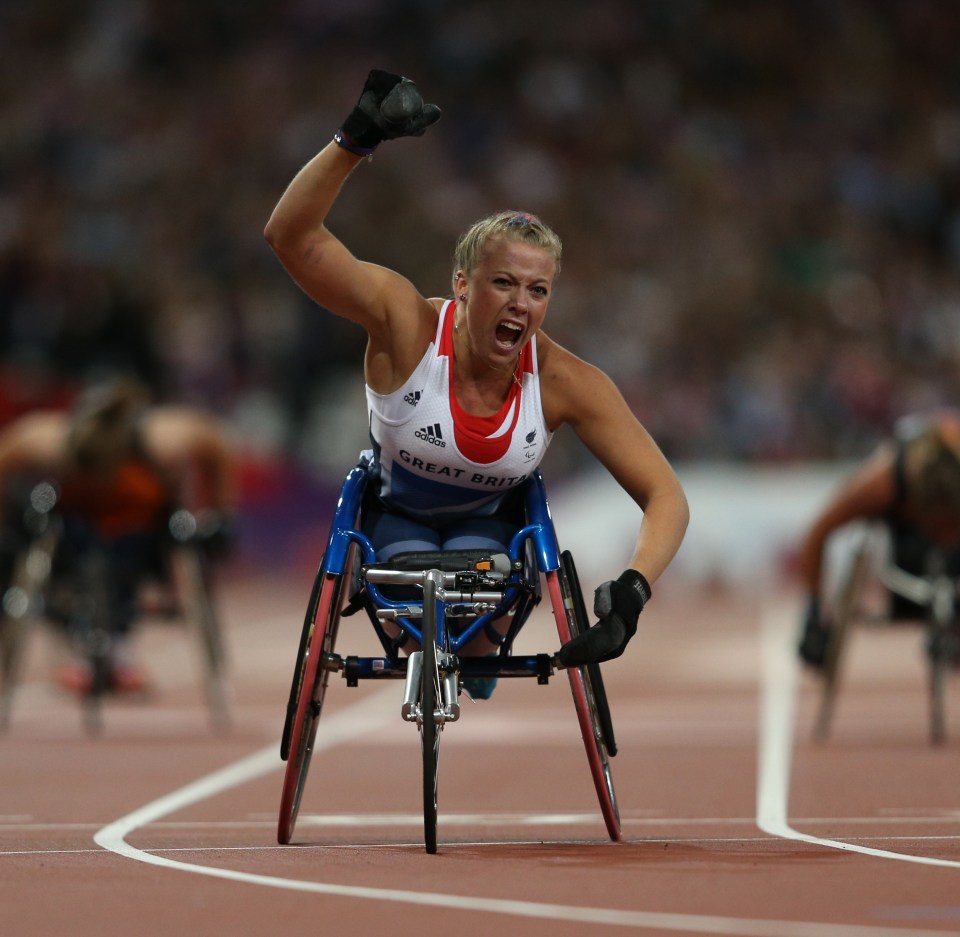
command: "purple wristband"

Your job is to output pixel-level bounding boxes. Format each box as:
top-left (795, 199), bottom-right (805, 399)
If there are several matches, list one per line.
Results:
top-left (334, 129), bottom-right (377, 157)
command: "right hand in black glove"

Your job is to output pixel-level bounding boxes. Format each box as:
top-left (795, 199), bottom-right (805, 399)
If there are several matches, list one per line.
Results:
top-left (798, 598), bottom-right (830, 669)
top-left (338, 69), bottom-right (441, 153)
top-left (558, 569), bottom-right (651, 667)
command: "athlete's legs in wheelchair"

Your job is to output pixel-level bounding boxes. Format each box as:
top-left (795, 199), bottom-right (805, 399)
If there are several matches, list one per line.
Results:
top-left (888, 525), bottom-right (960, 663)
top-left (888, 524), bottom-right (935, 620)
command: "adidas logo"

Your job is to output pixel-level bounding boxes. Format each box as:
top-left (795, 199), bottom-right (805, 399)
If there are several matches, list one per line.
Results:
top-left (404, 389), bottom-right (422, 406)
top-left (415, 423), bottom-right (446, 447)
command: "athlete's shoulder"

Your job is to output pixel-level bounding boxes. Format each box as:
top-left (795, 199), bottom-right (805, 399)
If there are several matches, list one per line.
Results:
top-left (140, 407), bottom-right (231, 459)
top-left (7, 409), bottom-right (70, 435)
top-left (0, 410), bottom-right (70, 461)
top-left (535, 332), bottom-right (618, 430)
top-left (536, 330), bottom-right (608, 385)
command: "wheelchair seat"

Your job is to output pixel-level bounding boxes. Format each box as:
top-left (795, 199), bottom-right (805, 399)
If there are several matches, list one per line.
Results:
top-left (363, 549), bottom-right (515, 575)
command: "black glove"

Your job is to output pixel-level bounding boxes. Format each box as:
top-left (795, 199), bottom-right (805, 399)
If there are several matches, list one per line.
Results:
top-left (337, 69), bottom-right (441, 153)
top-left (798, 598), bottom-right (829, 669)
top-left (558, 569), bottom-right (651, 667)
top-left (168, 508), bottom-right (235, 558)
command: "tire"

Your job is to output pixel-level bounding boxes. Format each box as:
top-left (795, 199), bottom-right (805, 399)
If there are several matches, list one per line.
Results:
top-left (277, 568), bottom-right (345, 844)
top-left (0, 555), bottom-right (39, 730)
top-left (172, 544), bottom-right (230, 732)
top-left (812, 537), bottom-right (869, 743)
top-left (547, 568), bottom-right (621, 842)
top-left (420, 574), bottom-right (440, 855)
top-left (928, 634), bottom-right (948, 746)
top-left (561, 551), bottom-right (617, 756)
top-left (280, 567), bottom-right (326, 763)
top-left (926, 575), bottom-right (953, 746)
top-left (0, 615), bottom-right (27, 731)
top-left (1, 528), bottom-right (58, 730)
top-left (72, 553), bottom-right (114, 737)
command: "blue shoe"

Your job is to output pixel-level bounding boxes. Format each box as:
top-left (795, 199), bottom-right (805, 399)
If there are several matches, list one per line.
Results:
top-left (462, 652), bottom-right (498, 700)
top-left (461, 675), bottom-right (497, 700)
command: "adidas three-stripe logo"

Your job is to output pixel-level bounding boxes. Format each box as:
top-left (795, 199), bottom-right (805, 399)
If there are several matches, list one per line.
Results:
top-left (414, 423), bottom-right (446, 447)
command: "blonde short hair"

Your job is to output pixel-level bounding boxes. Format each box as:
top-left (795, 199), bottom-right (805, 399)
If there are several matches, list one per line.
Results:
top-left (453, 210), bottom-right (562, 278)
top-left (66, 378), bottom-right (150, 474)
top-left (904, 427), bottom-right (960, 512)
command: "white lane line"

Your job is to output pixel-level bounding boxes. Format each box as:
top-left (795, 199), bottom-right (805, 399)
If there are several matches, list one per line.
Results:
top-left (93, 659), bottom-right (952, 936)
top-left (95, 685), bottom-right (398, 855)
top-left (11, 813), bottom-right (960, 833)
top-left (757, 603), bottom-right (960, 869)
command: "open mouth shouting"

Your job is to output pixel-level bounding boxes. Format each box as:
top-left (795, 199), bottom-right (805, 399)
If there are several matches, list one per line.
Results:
top-left (496, 320), bottom-right (524, 349)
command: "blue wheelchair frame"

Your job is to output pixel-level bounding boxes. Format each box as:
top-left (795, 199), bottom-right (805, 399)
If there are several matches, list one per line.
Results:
top-left (323, 464), bottom-right (560, 682)
top-left (278, 461), bottom-right (621, 852)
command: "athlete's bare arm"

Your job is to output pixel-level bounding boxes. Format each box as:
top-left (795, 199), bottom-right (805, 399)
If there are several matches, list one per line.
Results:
top-left (798, 445), bottom-right (896, 596)
top-left (141, 408), bottom-right (237, 513)
top-left (0, 412), bottom-right (69, 478)
top-left (538, 334), bottom-right (689, 584)
top-left (264, 142), bottom-right (436, 393)
top-left (0, 412), bottom-right (70, 525)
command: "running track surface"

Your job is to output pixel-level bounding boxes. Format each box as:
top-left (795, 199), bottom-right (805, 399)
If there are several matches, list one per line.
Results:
top-left (2, 571), bottom-right (960, 937)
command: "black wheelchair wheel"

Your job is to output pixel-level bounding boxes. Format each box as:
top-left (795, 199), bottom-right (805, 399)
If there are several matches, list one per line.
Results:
top-left (280, 565), bottom-right (326, 763)
top-left (171, 543), bottom-right (230, 733)
top-left (561, 551), bottom-right (617, 756)
top-left (420, 574), bottom-right (440, 855)
top-left (0, 615), bottom-right (27, 731)
top-left (813, 536), bottom-right (869, 743)
top-left (277, 566), bottom-right (345, 844)
top-left (548, 566), bottom-right (621, 842)
top-left (71, 553), bottom-right (115, 736)
top-left (928, 632), bottom-right (948, 746)
top-left (925, 574), bottom-right (954, 746)
top-left (0, 544), bottom-right (45, 730)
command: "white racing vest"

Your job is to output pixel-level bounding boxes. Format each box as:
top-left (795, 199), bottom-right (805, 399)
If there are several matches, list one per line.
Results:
top-left (365, 299), bottom-right (552, 521)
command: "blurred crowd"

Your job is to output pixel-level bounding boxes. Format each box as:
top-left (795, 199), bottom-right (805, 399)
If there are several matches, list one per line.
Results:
top-left (4, 0), bottom-right (960, 476)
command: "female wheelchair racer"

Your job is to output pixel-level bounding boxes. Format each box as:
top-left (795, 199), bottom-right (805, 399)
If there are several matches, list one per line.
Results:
top-left (266, 69), bottom-right (689, 852)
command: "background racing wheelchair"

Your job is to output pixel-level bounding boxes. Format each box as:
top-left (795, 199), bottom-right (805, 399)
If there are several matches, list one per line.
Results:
top-left (807, 520), bottom-right (960, 745)
top-left (0, 478), bottom-right (231, 735)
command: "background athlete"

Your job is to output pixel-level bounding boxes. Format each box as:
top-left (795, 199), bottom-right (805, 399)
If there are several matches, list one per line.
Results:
top-left (798, 409), bottom-right (960, 667)
top-left (0, 379), bottom-right (236, 692)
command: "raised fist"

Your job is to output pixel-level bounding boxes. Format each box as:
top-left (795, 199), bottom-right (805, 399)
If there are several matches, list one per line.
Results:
top-left (339, 69), bottom-right (441, 152)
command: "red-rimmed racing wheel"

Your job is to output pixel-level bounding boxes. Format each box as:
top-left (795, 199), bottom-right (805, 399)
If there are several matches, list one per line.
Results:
top-left (547, 557), bottom-right (621, 841)
top-left (277, 564), bottom-right (346, 844)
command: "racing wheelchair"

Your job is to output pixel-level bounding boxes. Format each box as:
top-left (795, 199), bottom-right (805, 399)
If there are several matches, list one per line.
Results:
top-left (0, 480), bottom-right (230, 735)
top-left (278, 463), bottom-right (620, 853)
top-left (812, 522), bottom-right (960, 745)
